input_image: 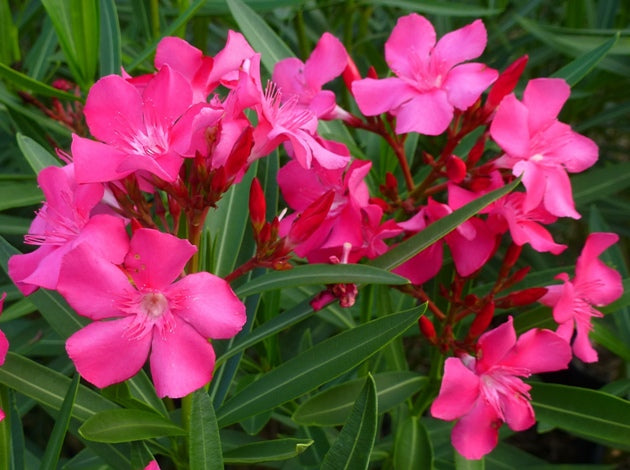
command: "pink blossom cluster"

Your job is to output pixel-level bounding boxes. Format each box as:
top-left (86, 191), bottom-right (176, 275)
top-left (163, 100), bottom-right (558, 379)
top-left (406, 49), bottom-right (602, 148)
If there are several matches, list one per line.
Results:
top-left (6, 12), bottom-right (623, 460)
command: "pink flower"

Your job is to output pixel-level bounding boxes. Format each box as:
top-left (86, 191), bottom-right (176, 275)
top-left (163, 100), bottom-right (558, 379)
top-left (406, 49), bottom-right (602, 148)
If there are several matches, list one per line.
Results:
top-left (431, 317), bottom-right (571, 459)
top-left (490, 78), bottom-right (598, 219)
top-left (0, 293), bottom-right (8, 421)
top-left (57, 229), bottom-right (246, 398)
top-left (72, 66), bottom-right (215, 183)
top-left (540, 232), bottom-right (623, 362)
top-left (272, 32), bottom-right (348, 119)
top-left (352, 13), bottom-right (497, 135)
top-left (393, 198), bottom-right (496, 284)
top-left (8, 164), bottom-right (128, 295)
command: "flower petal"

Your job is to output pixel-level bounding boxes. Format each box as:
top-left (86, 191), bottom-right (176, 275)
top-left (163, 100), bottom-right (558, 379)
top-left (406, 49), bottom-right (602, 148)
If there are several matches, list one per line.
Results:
top-left (476, 318), bottom-right (517, 373)
top-left (150, 318), bottom-right (216, 398)
top-left (490, 94), bottom-right (530, 159)
top-left (431, 357), bottom-right (480, 421)
top-left (523, 78), bottom-right (569, 133)
top-left (170, 272), bottom-right (246, 339)
top-left (433, 19), bottom-right (487, 69)
top-left (66, 317), bottom-right (151, 388)
top-left (385, 14), bottom-right (436, 79)
top-left (451, 399), bottom-right (500, 460)
top-left (444, 62), bottom-right (497, 110)
top-left (394, 90), bottom-right (452, 135)
top-left (304, 33), bottom-right (347, 88)
top-left (352, 77), bottom-right (414, 116)
top-left (503, 328), bottom-right (572, 373)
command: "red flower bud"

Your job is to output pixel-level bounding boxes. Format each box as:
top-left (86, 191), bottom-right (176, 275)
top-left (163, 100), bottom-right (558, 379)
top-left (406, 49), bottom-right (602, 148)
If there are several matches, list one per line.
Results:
top-left (486, 55), bottom-right (529, 110)
top-left (468, 301), bottom-right (495, 339)
top-left (367, 66), bottom-right (378, 80)
top-left (466, 135), bottom-right (487, 168)
top-left (495, 287), bottom-right (548, 308)
top-left (249, 178), bottom-right (266, 233)
top-left (446, 155), bottom-right (467, 183)
top-left (342, 56), bottom-right (362, 93)
top-left (225, 126), bottom-right (253, 179)
top-left (289, 190), bottom-right (334, 245)
top-left (504, 243), bottom-right (523, 270)
top-left (419, 316), bottom-right (437, 343)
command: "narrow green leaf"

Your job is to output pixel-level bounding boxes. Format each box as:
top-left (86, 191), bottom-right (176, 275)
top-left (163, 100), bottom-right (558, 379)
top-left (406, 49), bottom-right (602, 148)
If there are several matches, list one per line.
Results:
top-left (40, 373), bottom-right (81, 470)
top-left (223, 438), bottom-right (313, 464)
top-left (0, 385), bottom-right (10, 470)
top-left (551, 33), bottom-right (619, 86)
top-left (0, 181), bottom-right (42, 211)
top-left (80, 409), bottom-right (186, 443)
top-left (17, 132), bottom-right (61, 174)
top-left (293, 371), bottom-right (427, 426)
top-left (572, 162), bottom-right (630, 206)
top-left (206, 161), bottom-right (257, 278)
top-left (0, 62), bottom-right (79, 101)
top-left (226, 0), bottom-right (293, 73)
top-left (215, 298), bottom-right (314, 368)
top-left (126, 372), bottom-right (168, 417)
top-left (371, 178), bottom-right (520, 271)
top-left (0, 353), bottom-right (116, 422)
top-left (0, 0), bottom-right (20, 64)
top-left (455, 452), bottom-right (485, 469)
top-left (98, 0), bottom-right (122, 76)
top-left (361, 0), bottom-right (503, 16)
top-left (0, 214), bottom-right (31, 236)
top-left (321, 374), bottom-right (378, 470)
top-left (217, 306), bottom-right (424, 426)
top-left (236, 264), bottom-right (408, 297)
top-left (394, 416), bottom-right (433, 470)
top-left (190, 389), bottom-right (223, 470)
top-left (532, 382), bottom-right (630, 450)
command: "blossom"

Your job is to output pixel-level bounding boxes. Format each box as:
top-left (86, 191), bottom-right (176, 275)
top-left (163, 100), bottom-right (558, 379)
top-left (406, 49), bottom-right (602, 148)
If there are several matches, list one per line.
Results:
top-left (431, 317), bottom-right (571, 459)
top-left (57, 228), bottom-right (246, 398)
top-left (72, 65), bottom-right (217, 183)
top-left (8, 164), bottom-right (128, 295)
top-left (540, 232), bottom-right (623, 362)
top-left (0, 293), bottom-right (8, 421)
top-left (490, 78), bottom-right (598, 219)
top-left (272, 32), bottom-right (348, 119)
top-left (352, 13), bottom-right (497, 135)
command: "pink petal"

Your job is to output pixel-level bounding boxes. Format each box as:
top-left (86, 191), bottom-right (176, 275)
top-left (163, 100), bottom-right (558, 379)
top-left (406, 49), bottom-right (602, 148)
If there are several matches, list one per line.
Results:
top-left (541, 167), bottom-right (580, 219)
top-left (431, 357), bottom-right (480, 420)
top-left (304, 33), bottom-right (347, 88)
top-left (385, 14), bottom-right (436, 79)
top-left (0, 330), bottom-right (8, 367)
top-left (551, 281), bottom-right (577, 325)
top-left (84, 75), bottom-right (144, 145)
top-left (476, 318), bottom-right (517, 373)
top-left (66, 317), bottom-right (151, 388)
top-left (57, 243), bottom-right (135, 320)
top-left (446, 217), bottom-right (495, 277)
top-left (543, 122), bottom-right (598, 173)
top-left (523, 78), bottom-right (570, 133)
top-left (393, 241), bottom-right (443, 285)
top-left (444, 62), bottom-right (497, 110)
top-left (501, 391), bottom-right (536, 432)
top-left (575, 232), bottom-right (623, 305)
top-left (207, 31), bottom-right (255, 87)
top-left (142, 65), bottom-right (192, 129)
top-left (150, 318), bottom-right (216, 398)
top-left (155, 36), bottom-right (202, 80)
top-left (451, 399), bottom-right (500, 460)
top-left (8, 245), bottom-right (56, 294)
top-left (125, 229), bottom-right (196, 290)
top-left (502, 328), bottom-right (572, 373)
top-left (510, 220), bottom-right (566, 254)
top-left (278, 160), bottom-right (331, 211)
top-left (71, 135), bottom-right (130, 183)
top-left (116, 151), bottom-right (184, 182)
top-left (272, 57), bottom-right (306, 98)
top-left (572, 319), bottom-right (598, 363)
top-left (394, 90), bottom-right (453, 135)
top-left (516, 161), bottom-right (546, 213)
top-left (433, 19), bottom-right (488, 69)
top-left (490, 94), bottom-right (530, 158)
top-left (170, 273), bottom-right (246, 339)
top-left (352, 77), bottom-right (415, 116)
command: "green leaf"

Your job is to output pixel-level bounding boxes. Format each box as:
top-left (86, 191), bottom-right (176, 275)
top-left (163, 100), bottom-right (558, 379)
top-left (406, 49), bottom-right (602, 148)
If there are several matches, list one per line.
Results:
top-left (361, 0), bottom-right (503, 16)
top-left (41, 0), bottom-right (100, 89)
top-left (17, 132), bottom-right (61, 174)
top-left (0, 180), bottom-right (42, 211)
top-left (532, 382), bottom-right (630, 450)
top-left (455, 451), bottom-right (484, 469)
top-left (190, 389), bottom-right (223, 470)
top-left (236, 264), bottom-right (408, 297)
top-left (371, 178), bottom-right (520, 271)
top-left (217, 306), bottom-right (424, 426)
top-left (0, 353), bottom-right (116, 422)
top-left (206, 161), bottom-right (257, 278)
top-left (98, 0), bottom-right (122, 76)
top-left (40, 373), bottom-right (80, 470)
top-left (0, 62), bottom-right (80, 101)
top-left (551, 33), bottom-right (619, 86)
top-left (223, 438), bottom-right (313, 464)
top-left (226, 0), bottom-right (294, 73)
top-left (79, 409), bottom-right (186, 443)
top-left (321, 374), bottom-right (378, 470)
top-left (572, 162), bottom-right (630, 206)
top-left (0, 0), bottom-right (20, 64)
top-left (0, 214), bottom-right (30, 236)
top-left (394, 416), bottom-right (433, 470)
top-left (0, 385), bottom-right (10, 469)
top-left (293, 371), bottom-right (427, 426)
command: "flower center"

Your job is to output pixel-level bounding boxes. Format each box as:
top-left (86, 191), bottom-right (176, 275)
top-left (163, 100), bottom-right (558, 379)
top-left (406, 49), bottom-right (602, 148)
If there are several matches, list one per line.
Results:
top-left (141, 292), bottom-right (168, 318)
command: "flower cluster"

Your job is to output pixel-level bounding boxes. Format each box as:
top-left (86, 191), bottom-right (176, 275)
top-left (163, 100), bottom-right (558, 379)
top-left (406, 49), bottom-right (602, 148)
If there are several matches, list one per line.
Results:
top-left (6, 12), bottom-right (623, 460)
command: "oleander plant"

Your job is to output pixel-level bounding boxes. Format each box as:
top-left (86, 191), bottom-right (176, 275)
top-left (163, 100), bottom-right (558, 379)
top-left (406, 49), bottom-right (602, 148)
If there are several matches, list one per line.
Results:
top-left (0, 1), bottom-right (629, 468)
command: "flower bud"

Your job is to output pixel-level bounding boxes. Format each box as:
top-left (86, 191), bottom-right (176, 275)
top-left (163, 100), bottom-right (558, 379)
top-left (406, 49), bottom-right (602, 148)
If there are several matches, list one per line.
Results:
top-left (486, 55), bottom-right (529, 110)
top-left (468, 301), bottom-right (495, 339)
top-left (249, 178), bottom-right (266, 233)
top-left (495, 287), bottom-right (548, 308)
top-left (419, 316), bottom-right (437, 343)
top-left (446, 155), bottom-right (467, 183)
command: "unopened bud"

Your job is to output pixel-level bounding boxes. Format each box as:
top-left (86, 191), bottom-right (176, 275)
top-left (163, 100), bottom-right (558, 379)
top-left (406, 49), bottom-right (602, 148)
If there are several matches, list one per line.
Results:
top-left (486, 55), bottom-right (529, 110)
top-left (468, 301), bottom-right (495, 339)
top-left (342, 56), bottom-right (362, 93)
top-left (367, 66), bottom-right (378, 80)
top-left (289, 190), bottom-right (334, 245)
top-left (419, 316), bottom-right (437, 343)
top-left (446, 155), bottom-right (467, 183)
top-left (496, 287), bottom-right (548, 308)
top-left (249, 178), bottom-right (266, 233)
